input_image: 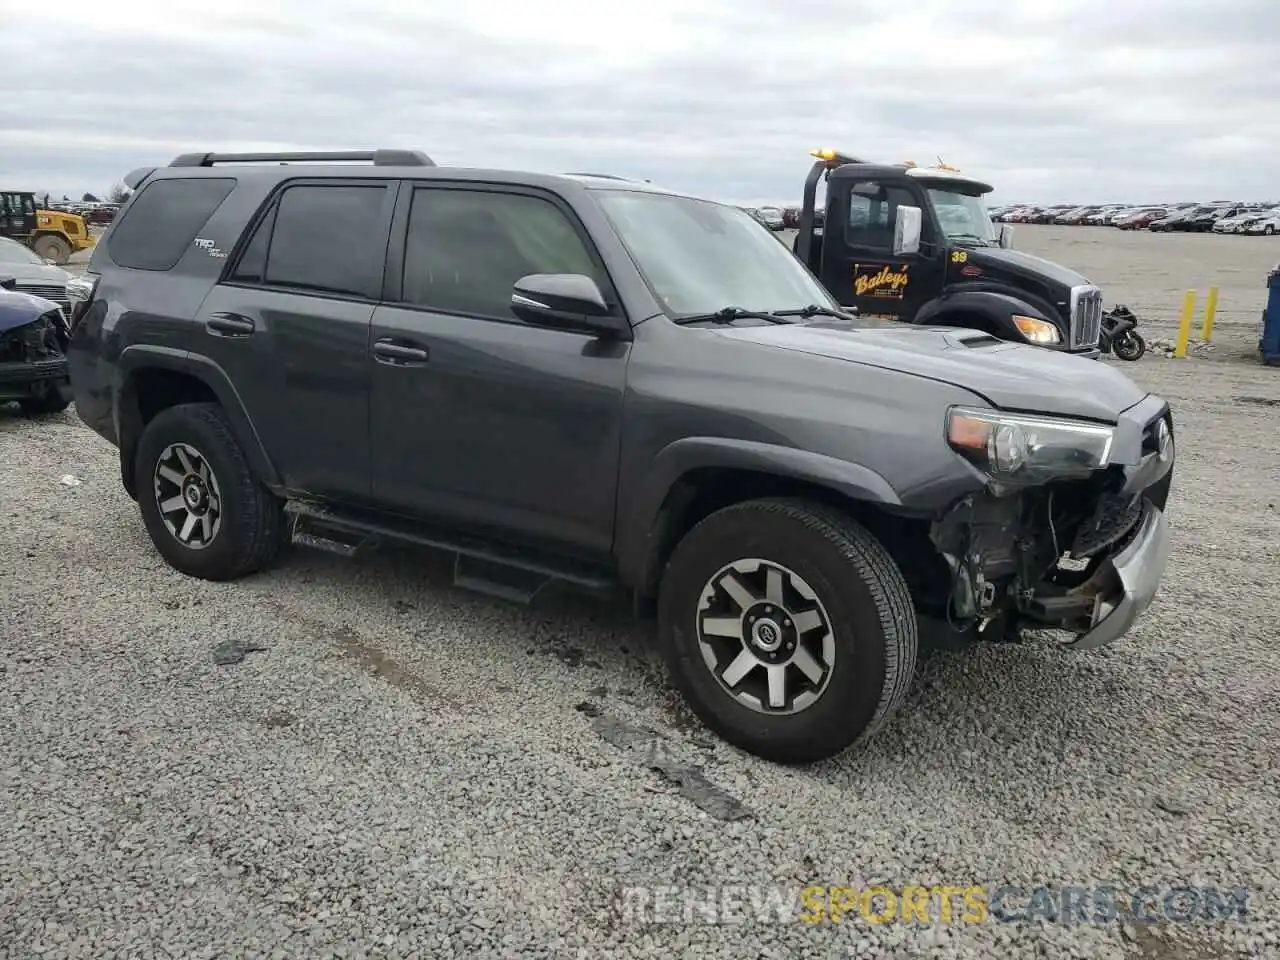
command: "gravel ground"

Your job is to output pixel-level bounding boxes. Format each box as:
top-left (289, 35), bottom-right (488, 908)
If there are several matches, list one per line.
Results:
top-left (5, 230), bottom-right (1280, 958)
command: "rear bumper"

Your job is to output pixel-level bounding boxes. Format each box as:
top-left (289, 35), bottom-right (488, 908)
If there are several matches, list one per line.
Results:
top-left (1058, 501), bottom-right (1171, 649)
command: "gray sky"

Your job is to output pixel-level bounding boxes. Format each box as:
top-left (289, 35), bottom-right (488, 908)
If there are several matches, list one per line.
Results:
top-left (3, 0), bottom-right (1277, 205)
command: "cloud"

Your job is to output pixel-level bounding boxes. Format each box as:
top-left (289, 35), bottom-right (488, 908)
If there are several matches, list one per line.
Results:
top-left (2, 0), bottom-right (1277, 203)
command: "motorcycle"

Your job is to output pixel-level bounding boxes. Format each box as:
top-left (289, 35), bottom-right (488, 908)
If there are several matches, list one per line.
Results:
top-left (1100, 305), bottom-right (1146, 361)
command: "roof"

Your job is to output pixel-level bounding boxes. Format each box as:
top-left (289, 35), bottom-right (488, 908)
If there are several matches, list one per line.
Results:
top-left (127, 153), bottom-right (704, 203)
top-left (829, 161), bottom-right (993, 195)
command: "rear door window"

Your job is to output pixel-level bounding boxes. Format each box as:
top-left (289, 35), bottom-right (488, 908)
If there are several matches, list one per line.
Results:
top-left (107, 178), bottom-right (237, 271)
top-left (230, 184), bottom-right (392, 299)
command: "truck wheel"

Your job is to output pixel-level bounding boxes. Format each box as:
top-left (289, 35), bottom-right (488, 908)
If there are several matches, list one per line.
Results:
top-left (135, 402), bottom-right (286, 581)
top-left (1266, 225), bottom-right (1276, 236)
top-left (32, 234), bottom-right (72, 264)
top-left (657, 497), bottom-right (918, 764)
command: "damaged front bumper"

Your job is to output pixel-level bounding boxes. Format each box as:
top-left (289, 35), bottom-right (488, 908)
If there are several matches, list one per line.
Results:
top-left (932, 395), bottom-right (1175, 649)
top-left (0, 357), bottom-right (69, 401)
top-left (1057, 500), bottom-right (1170, 649)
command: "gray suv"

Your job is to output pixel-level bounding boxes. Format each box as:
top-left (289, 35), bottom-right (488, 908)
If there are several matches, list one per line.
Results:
top-left (67, 149), bottom-right (1174, 764)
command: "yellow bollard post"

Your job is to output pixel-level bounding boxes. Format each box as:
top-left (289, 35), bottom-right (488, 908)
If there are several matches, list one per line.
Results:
top-left (1174, 290), bottom-right (1196, 358)
top-left (1201, 286), bottom-right (1219, 341)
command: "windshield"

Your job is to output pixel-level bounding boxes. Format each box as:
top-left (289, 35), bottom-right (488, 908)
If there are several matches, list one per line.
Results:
top-left (927, 188), bottom-right (999, 244)
top-left (0, 236), bottom-right (46, 265)
top-left (595, 191), bottom-right (836, 317)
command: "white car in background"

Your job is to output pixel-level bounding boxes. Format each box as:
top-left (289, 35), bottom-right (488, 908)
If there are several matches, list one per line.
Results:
top-left (1242, 212), bottom-right (1280, 236)
top-left (1212, 209), bottom-right (1275, 234)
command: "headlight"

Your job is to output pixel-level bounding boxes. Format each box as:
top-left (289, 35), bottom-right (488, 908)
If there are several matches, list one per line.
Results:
top-left (947, 407), bottom-right (1115, 483)
top-left (1011, 315), bottom-right (1060, 344)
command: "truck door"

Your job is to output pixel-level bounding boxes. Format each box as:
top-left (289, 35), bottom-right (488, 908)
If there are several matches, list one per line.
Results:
top-left (820, 179), bottom-right (942, 322)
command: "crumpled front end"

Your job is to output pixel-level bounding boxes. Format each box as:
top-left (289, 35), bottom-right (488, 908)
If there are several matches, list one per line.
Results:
top-left (931, 394), bottom-right (1174, 648)
top-left (0, 291), bottom-right (71, 402)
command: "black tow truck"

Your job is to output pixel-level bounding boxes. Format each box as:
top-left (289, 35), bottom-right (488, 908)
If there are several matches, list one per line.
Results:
top-left (794, 149), bottom-right (1104, 355)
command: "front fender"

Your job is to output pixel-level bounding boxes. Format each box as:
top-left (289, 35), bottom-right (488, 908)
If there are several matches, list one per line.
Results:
top-left (917, 289), bottom-right (1066, 346)
top-left (114, 345), bottom-right (282, 494)
top-left (614, 436), bottom-right (902, 591)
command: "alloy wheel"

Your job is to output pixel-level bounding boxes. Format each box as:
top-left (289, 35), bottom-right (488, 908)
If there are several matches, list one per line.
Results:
top-left (153, 442), bottom-right (223, 549)
top-left (696, 558), bottom-right (836, 715)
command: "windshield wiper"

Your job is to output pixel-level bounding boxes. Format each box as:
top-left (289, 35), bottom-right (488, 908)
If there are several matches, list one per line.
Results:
top-left (671, 306), bottom-right (794, 325)
top-left (772, 304), bottom-right (857, 321)
top-left (949, 233), bottom-right (994, 246)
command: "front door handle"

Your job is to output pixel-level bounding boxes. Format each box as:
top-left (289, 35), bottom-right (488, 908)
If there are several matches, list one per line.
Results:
top-left (205, 312), bottom-right (256, 336)
top-left (373, 338), bottom-right (429, 364)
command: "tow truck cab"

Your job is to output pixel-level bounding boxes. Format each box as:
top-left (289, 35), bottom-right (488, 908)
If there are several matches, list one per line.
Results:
top-left (794, 149), bottom-right (1103, 355)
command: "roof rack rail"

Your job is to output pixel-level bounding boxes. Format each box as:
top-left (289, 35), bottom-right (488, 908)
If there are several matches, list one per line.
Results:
top-left (563, 172), bottom-right (631, 181)
top-left (168, 150), bottom-right (435, 168)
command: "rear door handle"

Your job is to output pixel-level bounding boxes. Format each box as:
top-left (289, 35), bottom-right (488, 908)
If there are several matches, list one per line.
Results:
top-left (373, 338), bottom-right (429, 364)
top-left (205, 312), bottom-right (256, 336)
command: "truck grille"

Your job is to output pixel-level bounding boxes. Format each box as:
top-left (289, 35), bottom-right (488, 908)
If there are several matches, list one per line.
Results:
top-left (1069, 285), bottom-right (1103, 349)
top-left (11, 282), bottom-right (69, 311)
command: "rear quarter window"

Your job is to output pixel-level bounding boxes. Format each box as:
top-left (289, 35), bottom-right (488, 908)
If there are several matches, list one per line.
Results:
top-left (107, 177), bottom-right (237, 271)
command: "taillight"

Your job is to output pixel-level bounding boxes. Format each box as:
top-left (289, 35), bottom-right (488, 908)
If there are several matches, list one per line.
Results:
top-left (65, 273), bottom-right (99, 330)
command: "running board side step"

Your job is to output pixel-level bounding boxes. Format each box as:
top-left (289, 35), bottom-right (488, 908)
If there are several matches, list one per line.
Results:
top-left (285, 501), bottom-right (618, 605)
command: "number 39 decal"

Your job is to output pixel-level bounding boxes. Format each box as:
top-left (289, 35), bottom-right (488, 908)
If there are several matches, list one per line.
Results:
top-left (951, 251), bottom-right (968, 263)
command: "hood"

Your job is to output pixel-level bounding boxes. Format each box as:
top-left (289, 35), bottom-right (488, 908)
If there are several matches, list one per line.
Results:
top-left (0, 261), bottom-right (73, 284)
top-left (0, 288), bottom-right (61, 334)
top-left (961, 246), bottom-right (1091, 290)
top-left (711, 319), bottom-right (1147, 422)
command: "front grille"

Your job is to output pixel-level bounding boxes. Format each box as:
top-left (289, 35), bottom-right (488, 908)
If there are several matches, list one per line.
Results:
top-left (12, 282), bottom-right (69, 311)
top-left (1069, 285), bottom-right (1103, 348)
top-left (1070, 493), bottom-right (1144, 558)
top-left (62, 219), bottom-right (81, 235)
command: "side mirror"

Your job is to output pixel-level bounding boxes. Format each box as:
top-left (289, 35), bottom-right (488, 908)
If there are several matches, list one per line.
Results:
top-left (892, 205), bottom-right (922, 256)
top-left (999, 224), bottom-right (1014, 248)
top-left (510, 273), bottom-right (626, 338)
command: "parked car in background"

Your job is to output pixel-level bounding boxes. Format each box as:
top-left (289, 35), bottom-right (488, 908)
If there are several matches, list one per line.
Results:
top-left (1182, 205), bottom-right (1251, 233)
top-left (0, 236), bottom-right (73, 314)
top-left (1243, 212), bottom-right (1280, 236)
top-left (1114, 207), bottom-right (1169, 230)
top-left (1055, 206), bottom-right (1103, 225)
top-left (83, 205), bottom-right (119, 226)
top-left (755, 205), bottom-right (785, 230)
top-left (0, 280), bottom-right (72, 415)
top-left (1082, 205), bottom-right (1130, 225)
top-left (1149, 206), bottom-right (1210, 232)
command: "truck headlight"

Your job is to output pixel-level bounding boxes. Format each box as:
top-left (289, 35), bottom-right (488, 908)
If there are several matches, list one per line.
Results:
top-left (1011, 315), bottom-right (1061, 344)
top-left (947, 407), bottom-right (1115, 482)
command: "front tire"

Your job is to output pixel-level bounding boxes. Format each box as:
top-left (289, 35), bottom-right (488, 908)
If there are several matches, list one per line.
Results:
top-left (657, 498), bottom-right (918, 764)
top-left (135, 402), bottom-right (286, 581)
top-left (32, 234), bottom-right (72, 264)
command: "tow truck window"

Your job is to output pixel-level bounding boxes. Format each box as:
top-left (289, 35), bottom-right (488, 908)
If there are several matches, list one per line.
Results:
top-left (846, 183), bottom-right (916, 251)
top-left (927, 188), bottom-right (998, 244)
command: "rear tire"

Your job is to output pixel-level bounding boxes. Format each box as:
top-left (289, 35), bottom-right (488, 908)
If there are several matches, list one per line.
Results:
top-left (135, 402), bottom-right (286, 581)
top-left (1266, 225), bottom-right (1276, 236)
top-left (657, 497), bottom-right (918, 764)
top-left (32, 234), bottom-right (72, 264)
